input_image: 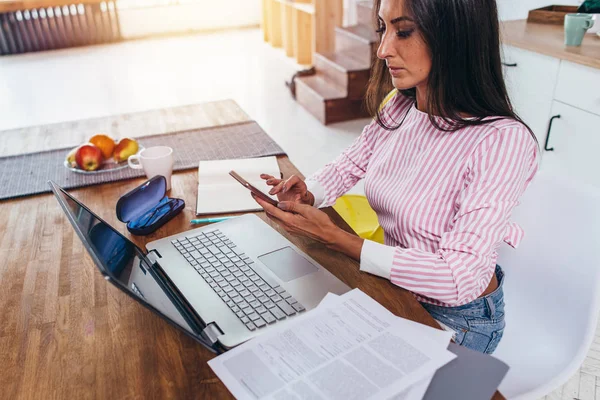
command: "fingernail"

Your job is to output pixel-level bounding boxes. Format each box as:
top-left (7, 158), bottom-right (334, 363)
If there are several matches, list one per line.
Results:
top-left (277, 203), bottom-right (286, 210)
top-left (282, 186), bottom-right (287, 192)
top-left (269, 189), bottom-right (274, 195)
top-left (267, 180), bottom-right (272, 184)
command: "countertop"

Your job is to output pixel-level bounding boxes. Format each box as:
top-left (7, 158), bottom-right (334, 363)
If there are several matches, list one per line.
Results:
top-left (502, 19), bottom-right (600, 70)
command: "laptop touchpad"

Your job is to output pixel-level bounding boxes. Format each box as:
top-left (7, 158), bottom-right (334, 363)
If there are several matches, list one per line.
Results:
top-left (258, 247), bottom-right (318, 282)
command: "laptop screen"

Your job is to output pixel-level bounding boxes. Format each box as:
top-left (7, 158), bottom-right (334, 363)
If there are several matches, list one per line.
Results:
top-left (50, 182), bottom-right (205, 343)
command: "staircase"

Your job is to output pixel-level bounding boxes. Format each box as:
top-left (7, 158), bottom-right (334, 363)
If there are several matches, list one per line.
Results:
top-left (295, 1), bottom-right (376, 125)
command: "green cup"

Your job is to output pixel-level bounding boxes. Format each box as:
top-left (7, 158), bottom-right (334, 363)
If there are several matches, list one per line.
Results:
top-left (564, 13), bottom-right (595, 46)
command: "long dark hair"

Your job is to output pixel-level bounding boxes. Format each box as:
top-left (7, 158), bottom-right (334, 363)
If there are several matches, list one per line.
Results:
top-left (366, 0), bottom-right (536, 140)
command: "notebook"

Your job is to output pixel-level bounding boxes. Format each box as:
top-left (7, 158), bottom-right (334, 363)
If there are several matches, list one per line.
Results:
top-left (196, 156), bottom-right (280, 215)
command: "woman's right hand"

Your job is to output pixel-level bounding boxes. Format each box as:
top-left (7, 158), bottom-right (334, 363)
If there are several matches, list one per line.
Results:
top-left (260, 174), bottom-right (315, 206)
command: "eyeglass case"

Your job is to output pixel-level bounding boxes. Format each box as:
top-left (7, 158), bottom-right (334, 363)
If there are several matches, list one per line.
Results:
top-left (116, 175), bottom-right (185, 236)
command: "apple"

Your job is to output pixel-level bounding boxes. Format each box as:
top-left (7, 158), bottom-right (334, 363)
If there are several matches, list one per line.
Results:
top-left (75, 143), bottom-right (104, 171)
top-left (113, 138), bottom-right (139, 163)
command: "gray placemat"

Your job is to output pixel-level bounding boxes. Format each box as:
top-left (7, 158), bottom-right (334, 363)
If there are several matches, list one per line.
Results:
top-left (0, 121), bottom-right (286, 200)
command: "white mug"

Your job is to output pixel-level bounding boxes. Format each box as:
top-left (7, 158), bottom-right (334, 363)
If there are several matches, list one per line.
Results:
top-left (128, 146), bottom-right (174, 190)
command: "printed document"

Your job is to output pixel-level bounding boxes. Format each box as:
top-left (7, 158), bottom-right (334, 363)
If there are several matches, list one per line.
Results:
top-left (318, 294), bottom-right (448, 400)
top-left (208, 289), bottom-right (455, 400)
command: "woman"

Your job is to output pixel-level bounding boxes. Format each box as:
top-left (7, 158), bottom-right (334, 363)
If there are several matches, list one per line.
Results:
top-left (253, 0), bottom-right (539, 354)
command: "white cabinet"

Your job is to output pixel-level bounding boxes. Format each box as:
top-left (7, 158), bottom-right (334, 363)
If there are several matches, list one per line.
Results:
top-left (502, 45), bottom-right (560, 145)
top-left (542, 101), bottom-right (600, 188)
top-left (502, 45), bottom-right (600, 189)
top-left (555, 61), bottom-right (600, 117)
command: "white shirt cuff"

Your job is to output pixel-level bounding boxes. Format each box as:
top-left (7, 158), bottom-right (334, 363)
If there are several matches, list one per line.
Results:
top-left (305, 178), bottom-right (327, 208)
top-left (360, 239), bottom-right (395, 279)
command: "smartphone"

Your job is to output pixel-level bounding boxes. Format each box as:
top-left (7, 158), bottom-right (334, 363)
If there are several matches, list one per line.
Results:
top-left (229, 170), bottom-right (279, 207)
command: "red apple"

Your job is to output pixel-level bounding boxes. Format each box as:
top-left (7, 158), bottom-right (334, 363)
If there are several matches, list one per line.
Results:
top-left (75, 143), bottom-right (104, 171)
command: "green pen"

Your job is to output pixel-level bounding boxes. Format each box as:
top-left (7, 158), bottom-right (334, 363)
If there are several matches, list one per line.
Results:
top-left (190, 216), bottom-right (236, 225)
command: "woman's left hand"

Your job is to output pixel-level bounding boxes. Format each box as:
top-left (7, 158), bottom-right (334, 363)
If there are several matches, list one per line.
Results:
top-left (252, 196), bottom-right (364, 260)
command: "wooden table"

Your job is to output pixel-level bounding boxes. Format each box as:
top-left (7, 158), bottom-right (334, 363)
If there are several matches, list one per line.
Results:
top-left (0, 100), bottom-right (503, 399)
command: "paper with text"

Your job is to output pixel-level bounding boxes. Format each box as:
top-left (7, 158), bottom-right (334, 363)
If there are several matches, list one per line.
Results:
top-left (208, 289), bottom-right (455, 400)
top-left (318, 294), bottom-right (448, 400)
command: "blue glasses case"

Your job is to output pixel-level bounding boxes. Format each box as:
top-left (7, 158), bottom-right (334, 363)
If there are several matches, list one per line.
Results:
top-left (116, 175), bottom-right (185, 236)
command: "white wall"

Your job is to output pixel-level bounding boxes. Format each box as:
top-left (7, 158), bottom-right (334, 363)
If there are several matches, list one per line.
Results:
top-left (118, 0), bottom-right (261, 39)
top-left (497, 0), bottom-right (583, 21)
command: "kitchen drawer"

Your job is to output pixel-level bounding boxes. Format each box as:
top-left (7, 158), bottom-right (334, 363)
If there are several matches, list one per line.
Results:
top-left (555, 61), bottom-right (600, 116)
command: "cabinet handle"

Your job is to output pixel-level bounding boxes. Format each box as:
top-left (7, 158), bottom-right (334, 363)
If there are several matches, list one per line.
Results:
top-left (544, 114), bottom-right (561, 152)
top-left (502, 62), bottom-right (518, 67)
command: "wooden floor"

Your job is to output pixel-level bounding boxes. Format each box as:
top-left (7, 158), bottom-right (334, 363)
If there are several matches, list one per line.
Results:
top-left (1, 27), bottom-right (599, 400)
top-left (0, 27), bottom-right (369, 196)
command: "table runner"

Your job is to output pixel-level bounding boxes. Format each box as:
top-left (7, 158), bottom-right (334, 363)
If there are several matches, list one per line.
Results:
top-left (0, 121), bottom-right (286, 200)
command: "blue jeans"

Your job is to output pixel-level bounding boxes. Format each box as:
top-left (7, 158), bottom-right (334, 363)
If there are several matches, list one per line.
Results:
top-left (420, 265), bottom-right (505, 354)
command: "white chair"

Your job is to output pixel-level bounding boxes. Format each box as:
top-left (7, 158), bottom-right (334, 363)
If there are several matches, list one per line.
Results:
top-left (493, 170), bottom-right (600, 399)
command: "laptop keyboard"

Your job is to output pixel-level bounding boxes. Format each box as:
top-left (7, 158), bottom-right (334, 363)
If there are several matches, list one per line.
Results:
top-left (172, 229), bottom-right (306, 331)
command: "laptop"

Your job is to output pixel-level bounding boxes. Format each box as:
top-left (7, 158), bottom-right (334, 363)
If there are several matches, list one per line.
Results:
top-left (49, 181), bottom-right (350, 352)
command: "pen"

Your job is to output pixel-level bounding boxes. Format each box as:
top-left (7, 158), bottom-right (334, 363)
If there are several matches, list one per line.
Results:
top-left (190, 216), bottom-right (237, 224)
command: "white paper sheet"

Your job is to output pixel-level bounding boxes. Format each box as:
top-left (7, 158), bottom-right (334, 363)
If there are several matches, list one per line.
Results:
top-left (208, 289), bottom-right (455, 400)
top-left (317, 294), bottom-right (448, 400)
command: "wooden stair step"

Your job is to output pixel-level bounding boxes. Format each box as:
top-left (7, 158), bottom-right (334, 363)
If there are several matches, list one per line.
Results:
top-left (337, 24), bottom-right (379, 44)
top-left (314, 51), bottom-right (371, 99)
top-left (296, 74), bottom-right (347, 101)
top-left (356, 1), bottom-right (374, 28)
top-left (295, 74), bottom-right (368, 124)
top-left (315, 51), bottom-right (370, 73)
top-left (335, 25), bottom-right (379, 64)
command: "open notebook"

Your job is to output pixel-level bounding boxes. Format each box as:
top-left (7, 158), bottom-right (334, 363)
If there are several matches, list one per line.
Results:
top-left (196, 156), bottom-right (280, 215)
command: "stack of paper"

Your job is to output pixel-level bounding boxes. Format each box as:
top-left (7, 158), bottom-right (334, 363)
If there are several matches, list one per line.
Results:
top-left (208, 289), bottom-right (456, 400)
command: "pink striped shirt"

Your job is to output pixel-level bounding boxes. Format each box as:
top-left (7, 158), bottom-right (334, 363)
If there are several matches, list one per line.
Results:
top-left (306, 93), bottom-right (539, 307)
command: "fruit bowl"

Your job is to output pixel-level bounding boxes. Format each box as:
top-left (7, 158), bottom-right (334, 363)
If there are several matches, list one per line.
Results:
top-left (64, 145), bottom-right (144, 175)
